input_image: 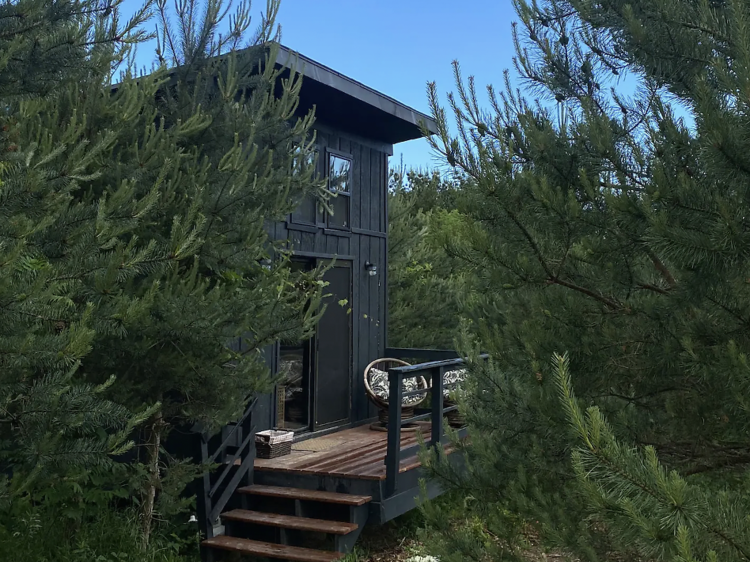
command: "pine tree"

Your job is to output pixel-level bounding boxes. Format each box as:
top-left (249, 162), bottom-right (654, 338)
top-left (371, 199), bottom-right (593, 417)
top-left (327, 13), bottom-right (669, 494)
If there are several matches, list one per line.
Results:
top-left (77, 0), bottom-right (327, 540)
top-left (0, 0), bottom-right (159, 499)
top-left (0, 0), bottom-right (326, 544)
top-left (420, 0), bottom-right (750, 560)
top-left (388, 168), bottom-right (467, 349)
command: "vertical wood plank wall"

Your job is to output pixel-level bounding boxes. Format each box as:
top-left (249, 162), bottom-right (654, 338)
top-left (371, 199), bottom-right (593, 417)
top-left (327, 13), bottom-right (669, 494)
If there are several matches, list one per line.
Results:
top-left (256, 123), bottom-right (389, 431)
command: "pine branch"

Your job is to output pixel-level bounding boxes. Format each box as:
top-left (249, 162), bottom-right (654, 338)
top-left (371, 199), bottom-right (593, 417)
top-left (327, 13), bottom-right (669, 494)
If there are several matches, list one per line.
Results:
top-left (683, 454), bottom-right (750, 477)
top-left (645, 248), bottom-right (676, 288)
top-left (556, 355), bottom-right (750, 560)
top-left (637, 282), bottom-right (669, 295)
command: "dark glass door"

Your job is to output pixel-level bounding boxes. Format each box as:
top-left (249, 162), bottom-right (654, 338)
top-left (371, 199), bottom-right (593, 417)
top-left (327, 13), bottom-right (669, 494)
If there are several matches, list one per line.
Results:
top-left (276, 260), bottom-right (314, 432)
top-left (314, 261), bottom-right (352, 428)
top-left (276, 338), bottom-right (313, 431)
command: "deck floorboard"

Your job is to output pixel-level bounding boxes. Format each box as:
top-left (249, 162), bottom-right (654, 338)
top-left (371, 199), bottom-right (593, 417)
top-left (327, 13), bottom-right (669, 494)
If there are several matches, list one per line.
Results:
top-left (254, 423), bottom-right (432, 480)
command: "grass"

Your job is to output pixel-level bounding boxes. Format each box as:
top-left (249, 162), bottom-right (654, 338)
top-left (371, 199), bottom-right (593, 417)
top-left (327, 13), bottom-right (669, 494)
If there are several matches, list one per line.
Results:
top-left (0, 506), bottom-right (196, 562)
top-left (340, 498), bottom-right (440, 562)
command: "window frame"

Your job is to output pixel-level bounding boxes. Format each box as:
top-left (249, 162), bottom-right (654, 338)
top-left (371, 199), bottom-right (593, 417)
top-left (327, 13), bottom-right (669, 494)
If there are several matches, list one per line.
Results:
top-left (325, 148), bottom-right (353, 231)
top-left (289, 146), bottom-right (321, 227)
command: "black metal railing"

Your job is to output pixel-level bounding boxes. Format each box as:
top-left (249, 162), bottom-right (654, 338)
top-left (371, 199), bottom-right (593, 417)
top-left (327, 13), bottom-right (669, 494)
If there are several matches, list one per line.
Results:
top-left (384, 347), bottom-right (461, 362)
top-left (195, 397), bottom-right (257, 539)
top-left (383, 352), bottom-right (487, 497)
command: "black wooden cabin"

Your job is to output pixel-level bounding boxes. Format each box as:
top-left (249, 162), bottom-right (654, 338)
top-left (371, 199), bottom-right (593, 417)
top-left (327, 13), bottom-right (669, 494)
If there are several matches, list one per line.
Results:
top-left (252, 45), bottom-right (441, 437)
top-left (196, 45), bottom-right (471, 562)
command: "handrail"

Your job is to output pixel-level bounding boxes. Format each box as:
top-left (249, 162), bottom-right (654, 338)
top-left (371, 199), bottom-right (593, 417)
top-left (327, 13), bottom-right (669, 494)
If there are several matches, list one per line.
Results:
top-left (195, 397), bottom-right (257, 540)
top-left (388, 356), bottom-right (471, 375)
top-left (384, 352), bottom-right (488, 497)
top-left (385, 347), bottom-right (461, 362)
top-left (206, 397), bottom-right (257, 465)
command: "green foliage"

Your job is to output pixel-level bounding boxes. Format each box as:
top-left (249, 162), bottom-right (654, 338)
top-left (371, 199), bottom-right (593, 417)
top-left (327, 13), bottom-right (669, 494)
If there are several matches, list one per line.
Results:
top-left (388, 168), bottom-right (469, 349)
top-left (553, 352), bottom-right (750, 562)
top-left (0, 366), bottom-right (156, 502)
top-left (0, 503), bottom-right (193, 562)
top-left (0, 0), bottom-right (158, 497)
top-left (0, 0), bottom-right (327, 554)
top-left (83, 0), bottom-right (327, 433)
top-left (339, 502), bottom-right (439, 562)
top-left (418, 0), bottom-right (750, 560)
top-left (0, 461), bottom-right (196, 561)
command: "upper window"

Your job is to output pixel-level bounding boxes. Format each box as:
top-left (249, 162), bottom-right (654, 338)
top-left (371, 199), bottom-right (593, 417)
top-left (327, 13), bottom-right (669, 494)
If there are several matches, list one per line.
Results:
top-left (327, 152), bottom-right (352, 230)
top-left (290, 147), bottom-right (319, 225)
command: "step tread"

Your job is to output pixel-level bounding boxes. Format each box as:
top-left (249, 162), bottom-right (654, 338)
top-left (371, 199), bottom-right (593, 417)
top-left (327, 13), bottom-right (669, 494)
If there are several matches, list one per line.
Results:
top-left (238, 484), bottom-right (372, 506)
top-left (221, 509), bottom-right (358, 535)
top-left (202, 536), bottom-right (343, 561)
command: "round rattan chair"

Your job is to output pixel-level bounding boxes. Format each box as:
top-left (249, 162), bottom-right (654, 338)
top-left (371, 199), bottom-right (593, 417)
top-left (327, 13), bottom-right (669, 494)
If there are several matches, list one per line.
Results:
top-left (364, 358), bottom-right (429, 425)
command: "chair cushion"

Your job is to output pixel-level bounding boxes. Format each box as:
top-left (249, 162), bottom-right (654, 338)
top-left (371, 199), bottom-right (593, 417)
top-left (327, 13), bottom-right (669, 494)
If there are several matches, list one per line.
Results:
top-left (369, 368), bottom-right (427, 407)
top-left (443, 368), bottom-right (467, 399)
top-left (278, 358), bottom-right (303, 384)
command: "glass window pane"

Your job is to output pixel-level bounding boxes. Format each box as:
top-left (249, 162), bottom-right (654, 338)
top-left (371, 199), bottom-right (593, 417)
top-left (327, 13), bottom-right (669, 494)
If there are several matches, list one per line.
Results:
top-left (277, 259), bottom-right (314, 432)
top-left (329, 154), bottom-right (351, 193)
top-left (278, 343), bottom-right (310, 430)
top-left (291, 145), bottom-right (319, 224)
top-left (293, 146), bottom-right (318, 170)
top-left (329, 194), bottom-right (350, 228)
top-left (292, 193), bottom-right (316, 224)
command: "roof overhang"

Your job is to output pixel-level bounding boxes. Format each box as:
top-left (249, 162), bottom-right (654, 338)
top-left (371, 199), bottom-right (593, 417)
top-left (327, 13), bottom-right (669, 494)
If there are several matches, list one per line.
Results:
top-left (113, 43), bottom-right (437, 146)
top-left (272, 44), bottom-right (438, 146)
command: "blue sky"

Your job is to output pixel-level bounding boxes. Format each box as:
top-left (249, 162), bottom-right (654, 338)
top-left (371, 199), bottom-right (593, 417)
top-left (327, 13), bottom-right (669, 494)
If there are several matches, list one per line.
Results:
top-left (273, 0), bottom-right (519, 171)
top-left (125, 0), bottom-right (520, 171)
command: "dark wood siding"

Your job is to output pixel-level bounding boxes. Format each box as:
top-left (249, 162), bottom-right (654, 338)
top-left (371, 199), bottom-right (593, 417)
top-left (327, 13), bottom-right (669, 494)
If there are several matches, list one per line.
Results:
top-left (257, 123), bottom-right (388, 431)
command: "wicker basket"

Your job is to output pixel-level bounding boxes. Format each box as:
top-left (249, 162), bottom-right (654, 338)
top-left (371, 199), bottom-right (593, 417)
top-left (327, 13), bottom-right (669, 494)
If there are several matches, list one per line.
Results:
top-left (255, 430), bottom-right (293, 459)
top-left (444, 399), bottom-right (466, 428)
top-left (255, 440), bottom-right (292, 459)
top-left (364, 358), bottom-right (428, 426)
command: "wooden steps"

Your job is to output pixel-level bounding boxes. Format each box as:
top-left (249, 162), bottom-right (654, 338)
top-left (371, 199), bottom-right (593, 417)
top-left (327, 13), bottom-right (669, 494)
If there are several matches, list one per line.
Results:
top-left (238, 484), bottom-right (372, 506)
top-left (220, 509), bottom-right (358, 535)
top-left (202, 535), bottom-right (343, 561)
top-left (202, 485), bottom-right (370, 560)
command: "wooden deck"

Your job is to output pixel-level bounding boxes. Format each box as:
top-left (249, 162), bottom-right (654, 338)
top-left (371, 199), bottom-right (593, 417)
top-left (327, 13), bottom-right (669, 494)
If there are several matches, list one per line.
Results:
top-left (254, 423), bottom-right (439, 481)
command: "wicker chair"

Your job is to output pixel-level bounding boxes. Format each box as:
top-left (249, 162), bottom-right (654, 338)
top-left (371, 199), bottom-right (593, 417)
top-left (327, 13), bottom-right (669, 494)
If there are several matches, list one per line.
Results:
top-left (441, 368), bottom-right (468, 428)
top-left (364, 358), bottom-right (428, 425)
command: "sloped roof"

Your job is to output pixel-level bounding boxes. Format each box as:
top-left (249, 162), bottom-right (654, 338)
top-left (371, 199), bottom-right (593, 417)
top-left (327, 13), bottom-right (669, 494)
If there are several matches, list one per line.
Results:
top-left (273, 44), bottom-right (438, 145)
top-left (114, 43), bottom-right (437, 146)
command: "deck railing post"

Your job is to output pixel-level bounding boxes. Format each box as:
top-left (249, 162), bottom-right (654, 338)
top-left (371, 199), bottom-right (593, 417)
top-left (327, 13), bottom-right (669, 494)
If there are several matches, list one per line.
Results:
top-left (195, 397), bottom-right (257, 557)
top-left (431, 366), bottom-right (444, 447)
top-left (196, 436), bottom-right (215, 540)
top-left (385, 367), bottom-right (403, 497)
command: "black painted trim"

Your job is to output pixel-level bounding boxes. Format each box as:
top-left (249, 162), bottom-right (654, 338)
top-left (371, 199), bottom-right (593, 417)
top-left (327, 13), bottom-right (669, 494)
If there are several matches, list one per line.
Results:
top-left (384, 153), bottom-right (389, 351)
top-left (286, 221), bottom-right (319, 233)
top-left (291, 416), bottom-right (375, 444)
top-left (326, 147), bottom-right (354, 161)
top-left (384, 348), bottom-right (461, 361)
top-left (324, 228), bottom-right (352, 238)
top-left (372, 478), bottom-right (443, 524)
top-left (291, 250), bottom-right (355, 261)
top-left (326, 148), bottom-right (353, 232)
top-left (351, 227), bottom-right (387, 239)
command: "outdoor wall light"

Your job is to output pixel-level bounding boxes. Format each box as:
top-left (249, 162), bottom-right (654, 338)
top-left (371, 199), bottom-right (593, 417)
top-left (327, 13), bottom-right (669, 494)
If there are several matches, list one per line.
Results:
top-left (259, 258), bottom-right (272, 270)
top-left (365, 261), bottom-right (377, 277)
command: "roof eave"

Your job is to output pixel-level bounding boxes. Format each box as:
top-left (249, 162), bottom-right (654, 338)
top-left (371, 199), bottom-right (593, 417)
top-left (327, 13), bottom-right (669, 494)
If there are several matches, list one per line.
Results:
top-left (273, 44), bottom-right (438, 142)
